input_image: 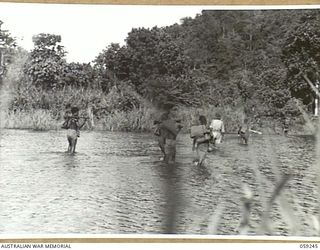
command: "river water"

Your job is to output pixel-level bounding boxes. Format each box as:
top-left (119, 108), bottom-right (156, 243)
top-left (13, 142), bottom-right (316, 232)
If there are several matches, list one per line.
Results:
top-left (0, 129), bottom-right (318, 236)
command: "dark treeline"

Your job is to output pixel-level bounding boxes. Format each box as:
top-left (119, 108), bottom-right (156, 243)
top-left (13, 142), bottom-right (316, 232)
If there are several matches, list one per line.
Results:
top-left (1, 10), bottom-right (320, 132)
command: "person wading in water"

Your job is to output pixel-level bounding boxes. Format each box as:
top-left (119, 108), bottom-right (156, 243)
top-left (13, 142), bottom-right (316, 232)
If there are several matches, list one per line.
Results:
top-left (154, 111), bottom-right (182, 164)
top-left (209, 113), bottom-right (225, 147)
top-left (190, 115), bottom-right (211, 166)
top-left (63, 107), bottom-right (87, 154)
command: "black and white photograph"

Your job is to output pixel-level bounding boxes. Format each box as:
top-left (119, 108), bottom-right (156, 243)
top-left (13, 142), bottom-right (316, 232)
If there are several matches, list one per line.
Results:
top-left (0, 3), bottom-right (320, 237)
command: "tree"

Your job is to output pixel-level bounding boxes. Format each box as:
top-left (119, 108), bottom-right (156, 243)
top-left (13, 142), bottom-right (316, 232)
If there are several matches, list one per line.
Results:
top-left (0, 20), bottom-right (16, 49)
top-left (94, 43), bottom-right (131, 91)
top-left (282, 10), bottom-right (320, 107)
top-left (0, 20), bottom-right (16, 81)
top-left (92, 9), bottom-right (319, 119)
top-left (145, 74), bottom-right (205, 108)
top-left (94, 27), bottom-right (192, 103)
top-left (122, 27), bottom-right (191, 92)
top-left (24, 33), bottom-right (67, 90)
top-left (63, 62), bottom-right (95, 89)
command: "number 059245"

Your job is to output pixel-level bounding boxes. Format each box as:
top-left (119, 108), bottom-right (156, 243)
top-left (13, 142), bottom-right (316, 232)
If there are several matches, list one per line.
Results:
top-left (300, 244), bottom-right (318, 248)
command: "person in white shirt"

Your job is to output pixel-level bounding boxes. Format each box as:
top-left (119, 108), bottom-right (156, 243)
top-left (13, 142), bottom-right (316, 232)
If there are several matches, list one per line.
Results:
top-left (209, 113), bottom-right (225, 146)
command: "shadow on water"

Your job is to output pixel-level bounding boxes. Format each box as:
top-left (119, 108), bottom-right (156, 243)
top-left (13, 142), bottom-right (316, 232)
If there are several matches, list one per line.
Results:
top-left (164, 163), bottom-right (180, 233)
top-left (62, 153), bottom-right (81, 169)
top-left (194, 163), bottom-right (212, 182)
top-left (152, 161), bottom-right (181, 233)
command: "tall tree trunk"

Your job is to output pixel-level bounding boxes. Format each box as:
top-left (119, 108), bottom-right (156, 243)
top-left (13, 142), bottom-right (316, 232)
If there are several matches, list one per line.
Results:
top-left (303, 74), bottom-right (320, 98)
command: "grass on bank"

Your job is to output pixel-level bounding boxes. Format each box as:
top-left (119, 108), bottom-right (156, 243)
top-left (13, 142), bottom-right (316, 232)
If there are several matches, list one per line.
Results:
top-left (0, 105), bottom-right (242, 132)
top-left (1, 108), bottom-right (157, 132)
top-left (1, 109), bottom-right (60, 131)
top-left (0, 104), bottom-right (310, 134)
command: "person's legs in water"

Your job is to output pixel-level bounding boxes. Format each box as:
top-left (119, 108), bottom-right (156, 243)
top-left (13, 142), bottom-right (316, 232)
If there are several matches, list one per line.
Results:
top-left (215, 132), bottom-right (222, 144)
top-left (197, 142), bottom-right (208, 167)
top-left (164, 139), bottom-right (176, 164)
top-left (192, 138), bottom-right (200, 164)
top-left (244, 133), bottom-right (249, 144)
top-left (154, 121), bottom-right (167, 160)
top-left (67, 137), bottom-right (72, 153)
top-left (209, 142), bottom-right (215, 151)
top-left (239, 131), bottom-right (249, 144)
top-left (192, 137), bottom-right (209, 165)
top-left (71, 138), bottom-right (77, 153)
top-left (68, 137), bottom-right (76, 154)
top-left (207, 134), bottom-right (215, 152)
top-left (239, 132), bottom-right (244, 144)
top-left (67, 129), bottom-right (78, 154)
top-left (158, 136), bottom-right (166, 160)
top-left (194, 144), bottom-right (201, 165)
top-left (210, 131), bottom-right (219, 149)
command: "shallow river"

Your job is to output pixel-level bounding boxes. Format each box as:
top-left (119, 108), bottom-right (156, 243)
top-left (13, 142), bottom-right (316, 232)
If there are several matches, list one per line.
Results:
top-left (0, 129), bottom-right (318, 236)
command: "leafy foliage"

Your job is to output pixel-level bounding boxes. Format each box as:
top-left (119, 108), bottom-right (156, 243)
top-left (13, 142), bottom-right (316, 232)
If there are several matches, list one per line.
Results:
top-left (24, 33), bottom-right (67, 90)
top-left (0, 20), bottom-right (16, 49)
top-left (5, 10), bottom-right (320, 132)
top-left (282, 11), bottom-right (320, 106)
top-left (62, 62), bottom-right (95, 89)
top-left (95, 27), bottom-right (192, 102)
top-left (0, 20), bottom-right (17, 80)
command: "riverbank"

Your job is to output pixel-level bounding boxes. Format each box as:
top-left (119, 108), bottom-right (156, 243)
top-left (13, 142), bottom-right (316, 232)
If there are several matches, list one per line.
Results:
top-left (0, 105), bottom-right (245, 132)
top-left (0, 106), bottom-right (314, 135)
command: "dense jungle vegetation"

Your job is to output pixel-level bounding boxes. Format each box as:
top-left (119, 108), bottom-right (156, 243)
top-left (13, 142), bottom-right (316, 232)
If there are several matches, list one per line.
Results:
top-left (0, 10), bottom-right (319, 132)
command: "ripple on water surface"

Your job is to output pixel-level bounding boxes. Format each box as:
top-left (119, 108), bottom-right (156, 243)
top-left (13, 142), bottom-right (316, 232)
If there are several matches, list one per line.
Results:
top-left (0, 130), bottom-right (318, 235)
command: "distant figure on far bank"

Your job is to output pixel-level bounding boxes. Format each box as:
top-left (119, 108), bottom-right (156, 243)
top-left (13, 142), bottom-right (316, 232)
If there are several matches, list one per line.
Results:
top-left (154, 111), bottom-right (183, 164)
top-left (238, 118), bottom-right (250, 145)
top-left (238, 116), bottom-right (262, 144)
top-left (190, 115), bottom-right (211, 166)
top-left (283, 117), bottom-right (290, 135)
top-left (86, 104), bottom-right (95, 130)
top-left (62, 106), bottom-right (87, 154)
top-left (209, 113), bottom-right (225, 147)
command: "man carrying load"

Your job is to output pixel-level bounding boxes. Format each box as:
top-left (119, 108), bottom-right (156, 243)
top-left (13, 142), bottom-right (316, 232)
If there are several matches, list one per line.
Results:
top-left (154, 111), bottom-right (183, 164)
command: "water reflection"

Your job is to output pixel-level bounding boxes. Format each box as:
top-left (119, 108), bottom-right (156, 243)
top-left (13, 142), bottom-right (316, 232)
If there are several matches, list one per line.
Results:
top-left (160, 162), bottom-right (181, 233)
top-left (63, 152), bottom-right (81, 169)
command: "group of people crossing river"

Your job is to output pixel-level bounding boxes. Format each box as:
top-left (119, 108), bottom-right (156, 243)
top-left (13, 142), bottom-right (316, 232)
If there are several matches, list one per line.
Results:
top-left (153, 109), bottom-right (255, 166)
top-left (153, 112), bottom-right (231, 166)
top-left (61, 104), bottom-right (259, 164)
